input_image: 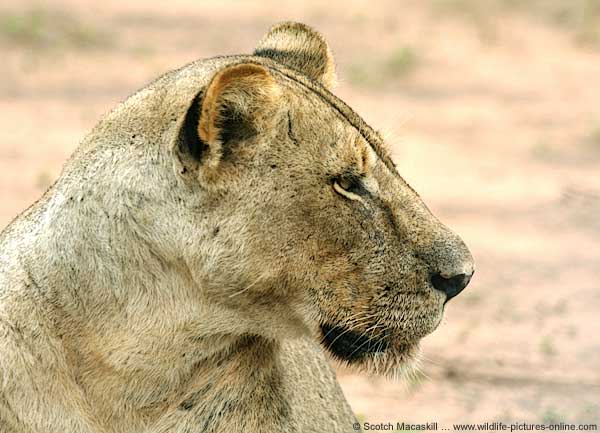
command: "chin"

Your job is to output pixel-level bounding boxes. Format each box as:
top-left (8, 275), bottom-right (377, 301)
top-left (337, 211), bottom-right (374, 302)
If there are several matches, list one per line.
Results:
top-left (319, 322), bottom-right (422, 380)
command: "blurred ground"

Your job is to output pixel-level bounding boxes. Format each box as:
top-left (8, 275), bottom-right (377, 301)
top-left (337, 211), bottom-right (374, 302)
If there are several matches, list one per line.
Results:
top-left (1, 0), bottom-right (599, 426)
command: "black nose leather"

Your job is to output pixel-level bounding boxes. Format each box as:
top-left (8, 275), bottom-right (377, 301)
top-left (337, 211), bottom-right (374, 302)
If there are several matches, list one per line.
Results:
top-left (431, 272), bottom-right (472, 301)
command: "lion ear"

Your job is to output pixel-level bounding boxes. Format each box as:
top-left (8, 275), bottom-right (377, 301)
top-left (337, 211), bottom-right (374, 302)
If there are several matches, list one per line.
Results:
top-left (175, 63), bottom-right (281, 177)
top-left (254, 22), bottom-right (337, 89)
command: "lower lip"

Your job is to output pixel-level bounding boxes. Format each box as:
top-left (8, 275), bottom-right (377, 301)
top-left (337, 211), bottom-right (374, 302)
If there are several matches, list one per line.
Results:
top-left (319, 323), bottom-right (388, 362)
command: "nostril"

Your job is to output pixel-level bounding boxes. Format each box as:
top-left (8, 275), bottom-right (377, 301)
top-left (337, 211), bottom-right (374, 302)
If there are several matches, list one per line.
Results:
top-left (431, 272), bottom-right (473, 301)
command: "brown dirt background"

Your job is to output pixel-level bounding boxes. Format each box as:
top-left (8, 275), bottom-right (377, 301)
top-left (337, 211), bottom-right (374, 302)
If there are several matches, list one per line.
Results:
top-left (1, 0), bottom-right (599, 426)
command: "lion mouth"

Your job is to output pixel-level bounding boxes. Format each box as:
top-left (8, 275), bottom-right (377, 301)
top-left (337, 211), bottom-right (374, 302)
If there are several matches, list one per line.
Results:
top-left (319, 323), bottom-right (388, 363)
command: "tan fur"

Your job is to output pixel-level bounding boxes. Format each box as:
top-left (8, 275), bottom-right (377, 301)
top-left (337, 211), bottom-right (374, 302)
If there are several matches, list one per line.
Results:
top-left (0, 22), bottom-right (473, 433)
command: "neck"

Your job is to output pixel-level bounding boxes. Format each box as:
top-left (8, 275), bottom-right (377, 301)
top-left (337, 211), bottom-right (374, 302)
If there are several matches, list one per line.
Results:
top-left (25, 182), bottom-right (286, 428)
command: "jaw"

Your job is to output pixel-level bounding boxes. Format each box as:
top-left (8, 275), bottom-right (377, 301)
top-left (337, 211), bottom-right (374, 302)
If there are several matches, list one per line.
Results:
top-left (318, 323), bottom-right (421, 379)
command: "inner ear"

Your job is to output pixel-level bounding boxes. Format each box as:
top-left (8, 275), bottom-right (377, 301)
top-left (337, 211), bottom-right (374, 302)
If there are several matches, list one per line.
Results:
top-left (175, 63), bottom-right (280, 173)
top-left (217, 105), bottom-right (258, 158)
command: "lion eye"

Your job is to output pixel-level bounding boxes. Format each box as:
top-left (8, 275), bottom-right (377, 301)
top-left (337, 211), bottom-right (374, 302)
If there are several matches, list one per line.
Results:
top-left (337, 177), bottom-right (352, 190)
top-left (332, 176), bottom-right (364, 202)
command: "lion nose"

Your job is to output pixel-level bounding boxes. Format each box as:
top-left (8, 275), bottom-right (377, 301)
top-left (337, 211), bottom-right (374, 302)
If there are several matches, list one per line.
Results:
top-left (431, 271), bottom-right (473, 301)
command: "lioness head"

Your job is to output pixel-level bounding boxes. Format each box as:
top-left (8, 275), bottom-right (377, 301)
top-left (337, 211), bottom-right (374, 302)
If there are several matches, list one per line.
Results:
top-left (167, 22), bottom-right (474, 377)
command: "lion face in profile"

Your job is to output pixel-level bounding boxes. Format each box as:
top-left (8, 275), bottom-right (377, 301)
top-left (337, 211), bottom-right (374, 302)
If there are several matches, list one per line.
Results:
top-left (173, 23), bottom-right (474, 378)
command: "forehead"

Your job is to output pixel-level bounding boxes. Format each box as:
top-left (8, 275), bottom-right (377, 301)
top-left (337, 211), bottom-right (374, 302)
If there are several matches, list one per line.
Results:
top-left (273, 65), bottom-right (397, 175)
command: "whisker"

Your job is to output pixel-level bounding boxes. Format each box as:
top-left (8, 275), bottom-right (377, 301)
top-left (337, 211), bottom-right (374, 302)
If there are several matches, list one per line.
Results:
top-left (324, 314), bottom-right (378, 348)
top-left (345, 317), bottom-right (386, 360)
top-left (320, 312), bottom-right (378, 343)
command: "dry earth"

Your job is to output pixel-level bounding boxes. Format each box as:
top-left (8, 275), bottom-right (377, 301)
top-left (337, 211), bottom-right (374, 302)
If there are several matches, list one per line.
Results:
top-left (1, 0), bottom-right (599, 426)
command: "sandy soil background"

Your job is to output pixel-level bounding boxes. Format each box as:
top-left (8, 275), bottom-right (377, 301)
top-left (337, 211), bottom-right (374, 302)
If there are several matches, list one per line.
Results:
top-left (1, 0), bottom-right (599, 426)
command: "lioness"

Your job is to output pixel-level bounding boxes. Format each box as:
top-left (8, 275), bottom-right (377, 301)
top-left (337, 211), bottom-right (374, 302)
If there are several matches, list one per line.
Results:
top-left (0, 22), bottom-right (474, 433)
